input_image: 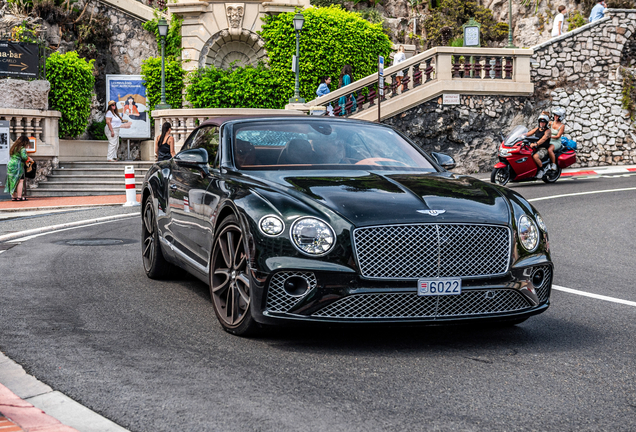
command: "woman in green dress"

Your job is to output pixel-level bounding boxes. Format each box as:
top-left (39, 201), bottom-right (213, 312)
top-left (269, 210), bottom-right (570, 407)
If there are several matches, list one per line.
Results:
top-left (4, 136), bottom-right (33, 201)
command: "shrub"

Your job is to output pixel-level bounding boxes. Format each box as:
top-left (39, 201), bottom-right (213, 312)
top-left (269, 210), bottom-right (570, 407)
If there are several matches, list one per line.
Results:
top-left (186, 63), bottom-right (290, 109)
top-left (259, 6), bottom-right (393, 103)
top-left (88, 120), bottom-right (107, 140)
top-left (141, 56), bottom-right (185, 113)
top-left (622, 68), bottom-right (635, 121)
top-left (46, 51), bottom-right (95, 138)
top-left (567, 10), bottom-right (587, 32)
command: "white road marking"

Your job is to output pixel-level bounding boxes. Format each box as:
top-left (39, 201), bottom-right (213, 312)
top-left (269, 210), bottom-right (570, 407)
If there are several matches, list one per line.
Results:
top-left (553, 285), bottom-right (636, 307)
top-left (6, 214), bottom-right (139, 243)
top-left (528, 187), bottom-right (636, 202)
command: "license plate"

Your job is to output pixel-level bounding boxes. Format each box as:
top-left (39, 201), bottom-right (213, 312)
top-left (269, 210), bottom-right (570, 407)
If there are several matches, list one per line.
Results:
top-left (418, 278), bottom-right (462, 296)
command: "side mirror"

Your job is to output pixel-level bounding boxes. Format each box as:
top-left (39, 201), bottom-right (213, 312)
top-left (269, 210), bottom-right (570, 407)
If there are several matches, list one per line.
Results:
top-left (431, 152), bottom-right (456, 170)
top-left (175, 148), bottom-right (208, 166)
top-left (174, 148), bottom-right (209, 173)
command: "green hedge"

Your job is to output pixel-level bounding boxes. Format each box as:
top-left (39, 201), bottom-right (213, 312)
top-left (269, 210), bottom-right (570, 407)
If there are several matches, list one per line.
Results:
top-left (186, 63), bottom-right (289, 109)
top-left (46, 51), bottom-right (95, 138)
top-left (141, 56), bottom-right (186, 112)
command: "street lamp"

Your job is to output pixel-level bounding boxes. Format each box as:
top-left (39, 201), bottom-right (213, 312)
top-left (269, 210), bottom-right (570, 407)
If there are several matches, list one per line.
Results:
top-left (505, 0), bottom-right (517, 48)
top-left (156, 17), bottom-right (171, 110)
top-left (289, 12), bottom-right (305, 104)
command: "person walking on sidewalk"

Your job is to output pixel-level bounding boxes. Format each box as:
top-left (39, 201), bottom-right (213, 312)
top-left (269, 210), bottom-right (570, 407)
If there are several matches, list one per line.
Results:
top-left (393, 45), bottom-right (407, 86)
top-left (104, 100), bottom-right (131, 161)
top-left (589, 0), bottom-right (607, 22)
top-left (551, 6), bottom-right (567, 37)
top-left (155, 122), bottom-right (175, 161)
top-left (338, 65), bottom-right (356, 115)
top-left (4, 136), bottom-right (33, 201)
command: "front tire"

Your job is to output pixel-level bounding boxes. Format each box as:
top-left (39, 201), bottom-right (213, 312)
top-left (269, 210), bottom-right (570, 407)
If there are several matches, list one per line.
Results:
top-left (542, 166), bottom-right (562, 183)
top-left (142, 197), bottom-right (172, 279)
top-left (210, 215), bottom-right (258, 336)
top-left (491, 166), bottom-right (510, 186)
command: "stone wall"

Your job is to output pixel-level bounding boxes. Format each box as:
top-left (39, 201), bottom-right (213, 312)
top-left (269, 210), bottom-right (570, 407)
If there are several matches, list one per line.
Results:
top-left (0, 80), bottom-right (50, 110)
top-left (384, 95), bottom-right (541, 174)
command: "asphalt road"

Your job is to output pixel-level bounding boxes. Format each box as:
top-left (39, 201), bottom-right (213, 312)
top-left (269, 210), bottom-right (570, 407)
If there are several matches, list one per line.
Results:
top-left (1, 173), bottom-right (635, 431)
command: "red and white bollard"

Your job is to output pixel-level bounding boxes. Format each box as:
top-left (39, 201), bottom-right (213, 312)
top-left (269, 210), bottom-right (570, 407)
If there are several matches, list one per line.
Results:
top-left (123, 165), bottom-right (140, 207)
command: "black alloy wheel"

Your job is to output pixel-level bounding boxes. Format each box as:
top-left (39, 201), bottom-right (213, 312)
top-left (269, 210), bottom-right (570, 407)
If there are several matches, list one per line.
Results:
top-left (542, 166), bottom-right (562, 183)
top-left (210, 215), bottom-right (258, 336)
top-left (491, 166), bottom-right (510, 186)
top-left (142, 198), bottom-right (172, 279)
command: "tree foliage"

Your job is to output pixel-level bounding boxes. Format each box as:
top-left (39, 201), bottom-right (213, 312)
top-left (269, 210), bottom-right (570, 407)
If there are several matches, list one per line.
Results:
top-left (424, 0), bottom-right (508, 47)
top-left (141, 56), bottom-right (185, 112)
top-left (142, 13), bottom-right (183, 58)
top-left (46, 51), bottom-right (95, 138)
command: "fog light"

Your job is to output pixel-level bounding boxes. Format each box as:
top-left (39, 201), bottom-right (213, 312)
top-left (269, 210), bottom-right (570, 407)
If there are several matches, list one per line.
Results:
top-left (532, 268), bottom-right (545, 288)
top-left (283, 276), bottom-right (309, 297)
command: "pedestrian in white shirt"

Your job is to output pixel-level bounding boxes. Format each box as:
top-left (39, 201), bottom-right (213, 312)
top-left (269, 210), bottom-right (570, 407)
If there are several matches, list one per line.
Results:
top-left (104, 100), bottom-right (131, 161)
top-left (393, 45), bottom-right (407, 86)
top-left (551, 5), bottom-right (567, 37)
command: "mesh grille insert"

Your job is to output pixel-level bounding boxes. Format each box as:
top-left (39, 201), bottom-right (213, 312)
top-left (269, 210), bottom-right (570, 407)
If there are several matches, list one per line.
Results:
top-left (312, 290), bottom-right (532, 319)
top-left (353, 224), bottom-right (510, 279)
top-left (533, 265), bottom-right (552, 303)
top-left (265, 271), bottom-right (317, 313)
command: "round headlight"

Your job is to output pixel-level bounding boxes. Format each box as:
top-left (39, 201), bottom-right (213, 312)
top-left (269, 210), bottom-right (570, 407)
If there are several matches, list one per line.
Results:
top-left (291, 217), bottom-right (335, 256)
top-left (518, 215), bottom-right (539, 252)
top-left (259, 215), bottom-right (284, 236)
top-left (535, 214), bottom-right (547, 233)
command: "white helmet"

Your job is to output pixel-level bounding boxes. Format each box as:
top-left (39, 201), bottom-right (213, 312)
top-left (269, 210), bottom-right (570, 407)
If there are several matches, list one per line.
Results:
top-left (552, 107), bottom-right (566, 119)
top-left (537, 114), bottom-right (550, 124)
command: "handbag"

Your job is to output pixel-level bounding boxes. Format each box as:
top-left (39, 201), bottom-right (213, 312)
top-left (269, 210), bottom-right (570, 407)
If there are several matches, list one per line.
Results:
top-left (560, 136), bottom-right (577, 150)
top-left (25, 160), bottom-right (37, 179)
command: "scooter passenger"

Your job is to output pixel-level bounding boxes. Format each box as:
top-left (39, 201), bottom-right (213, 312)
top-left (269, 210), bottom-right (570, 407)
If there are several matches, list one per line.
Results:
top-left (527, 114), bottom-right (553, 178)
top-left (549, 107), bottom-right (566, 162)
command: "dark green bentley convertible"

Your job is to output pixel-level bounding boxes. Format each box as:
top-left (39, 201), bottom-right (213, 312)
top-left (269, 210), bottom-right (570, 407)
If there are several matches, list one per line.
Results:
top-left (141, 116), bottom-right (552, 335)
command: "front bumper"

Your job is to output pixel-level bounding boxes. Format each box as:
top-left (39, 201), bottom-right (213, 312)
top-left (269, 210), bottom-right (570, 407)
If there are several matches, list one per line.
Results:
top-left (249, 263), bottom-right (553, 326)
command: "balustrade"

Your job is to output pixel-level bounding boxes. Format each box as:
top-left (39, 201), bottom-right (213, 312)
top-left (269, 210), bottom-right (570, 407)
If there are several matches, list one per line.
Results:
top-left (0, 109), bottom-right (61, 157)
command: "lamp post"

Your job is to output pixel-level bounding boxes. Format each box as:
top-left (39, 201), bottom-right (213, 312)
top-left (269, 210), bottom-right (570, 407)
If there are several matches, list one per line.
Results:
top-left (156, 17), bottom-right (171, 110)
top-left (289, 13), bottom-right (305, 104)
top-left (505, 0), bottom-right (517, 48)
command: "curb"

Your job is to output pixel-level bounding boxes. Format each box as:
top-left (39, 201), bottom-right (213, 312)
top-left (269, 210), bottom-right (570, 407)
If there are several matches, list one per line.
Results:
top-left (0, 203), bottom-right (131, 213)
top-left (0, 352), bottom-right (128, 432)
top-left (0, 213), bottom-right (139, 243)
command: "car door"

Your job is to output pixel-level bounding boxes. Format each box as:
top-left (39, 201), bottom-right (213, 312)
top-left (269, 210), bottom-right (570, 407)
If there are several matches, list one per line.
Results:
top-left (168, 126), bottom-right (220, 273)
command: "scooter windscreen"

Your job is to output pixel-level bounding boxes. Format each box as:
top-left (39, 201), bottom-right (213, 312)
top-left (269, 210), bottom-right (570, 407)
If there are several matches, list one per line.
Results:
top-left (503, 126), bottom-right (529, 147)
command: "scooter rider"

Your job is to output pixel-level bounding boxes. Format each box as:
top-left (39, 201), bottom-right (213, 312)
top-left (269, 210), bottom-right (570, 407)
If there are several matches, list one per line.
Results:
top-left (527, 114), bottom-right (553, 178)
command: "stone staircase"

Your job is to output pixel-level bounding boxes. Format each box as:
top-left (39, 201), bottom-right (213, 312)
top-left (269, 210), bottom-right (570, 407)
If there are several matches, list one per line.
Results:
top-left (29, 161), bottom-right (153, 197)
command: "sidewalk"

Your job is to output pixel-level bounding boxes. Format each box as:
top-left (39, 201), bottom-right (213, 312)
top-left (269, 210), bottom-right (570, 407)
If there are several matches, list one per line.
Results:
top-left (0, 195), bottom-right (141, 212)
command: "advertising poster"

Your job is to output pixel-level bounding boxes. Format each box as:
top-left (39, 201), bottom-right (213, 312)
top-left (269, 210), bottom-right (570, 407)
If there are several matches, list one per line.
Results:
top-left (106, 75), bottom-right (151, 139)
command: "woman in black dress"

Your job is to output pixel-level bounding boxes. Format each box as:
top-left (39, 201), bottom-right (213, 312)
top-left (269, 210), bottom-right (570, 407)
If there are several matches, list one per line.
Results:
top-left (155, 122), bottom-right (175, 161)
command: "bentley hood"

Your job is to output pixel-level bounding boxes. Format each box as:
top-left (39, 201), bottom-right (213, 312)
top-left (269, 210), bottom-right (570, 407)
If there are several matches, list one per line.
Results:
top-left (254, 171), bottom-right (512, 227)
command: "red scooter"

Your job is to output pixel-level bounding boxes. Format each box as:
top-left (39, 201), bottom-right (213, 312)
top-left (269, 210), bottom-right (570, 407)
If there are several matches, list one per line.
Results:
top-left (491, 126), bottom-right (577, 186)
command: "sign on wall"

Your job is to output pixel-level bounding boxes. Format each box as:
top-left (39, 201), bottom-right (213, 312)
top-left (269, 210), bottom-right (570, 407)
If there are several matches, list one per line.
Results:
top-left (106, 75), bottom-right (151, 139)
top-left (0, 41), bottom-right (39, 79)
top-left (443, 94), bottom-right (460, 105)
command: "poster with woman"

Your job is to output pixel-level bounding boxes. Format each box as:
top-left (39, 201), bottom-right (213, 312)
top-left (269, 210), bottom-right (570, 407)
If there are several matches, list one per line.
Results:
top-left (106, 75), bottom-right (151, 139)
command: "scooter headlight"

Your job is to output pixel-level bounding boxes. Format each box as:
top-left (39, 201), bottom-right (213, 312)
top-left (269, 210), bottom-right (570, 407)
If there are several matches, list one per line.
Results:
top-left (499, 148), bottom-right (511, 157)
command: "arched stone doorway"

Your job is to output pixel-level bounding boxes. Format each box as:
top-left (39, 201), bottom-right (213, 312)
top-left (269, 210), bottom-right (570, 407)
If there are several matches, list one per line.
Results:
top-left (199, 29), bottom-right (267, 70)
top-left (170, 0), bottom-right (310, 72)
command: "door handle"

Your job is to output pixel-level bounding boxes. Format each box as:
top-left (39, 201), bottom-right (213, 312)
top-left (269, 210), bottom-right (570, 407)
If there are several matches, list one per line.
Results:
top-left (169, 184), bottom-right (177, 190)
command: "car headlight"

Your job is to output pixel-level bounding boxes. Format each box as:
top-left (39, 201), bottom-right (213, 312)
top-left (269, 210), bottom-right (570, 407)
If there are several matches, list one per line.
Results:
top-left (259, 215), bottom-right (284, 236)
top-left (535, 214), bottom-right (547, 233)
top-left (518, 215), bottom-right (539, 251)
top-left (291, 217), bottom-right (335, 255)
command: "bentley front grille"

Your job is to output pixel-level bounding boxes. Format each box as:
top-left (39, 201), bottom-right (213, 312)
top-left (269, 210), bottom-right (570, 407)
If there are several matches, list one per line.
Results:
top-left (312, 289), bottom-right (532, 319)
top-left (353, 224), bottom-right (511, 279)
top-left (265, 271), bottom-right (317, 313)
